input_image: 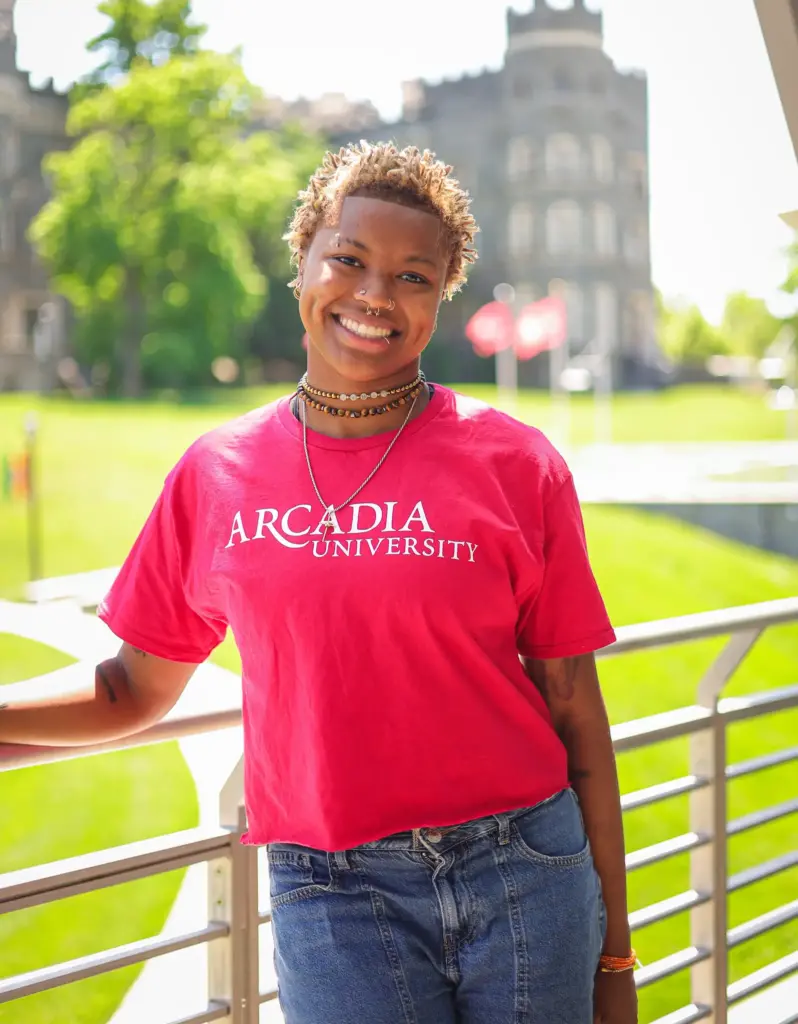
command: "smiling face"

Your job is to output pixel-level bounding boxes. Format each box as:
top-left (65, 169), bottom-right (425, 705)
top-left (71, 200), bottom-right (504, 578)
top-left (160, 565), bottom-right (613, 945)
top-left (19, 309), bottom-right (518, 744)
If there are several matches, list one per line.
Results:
top-left (297, 194), bottom-right (449, 388)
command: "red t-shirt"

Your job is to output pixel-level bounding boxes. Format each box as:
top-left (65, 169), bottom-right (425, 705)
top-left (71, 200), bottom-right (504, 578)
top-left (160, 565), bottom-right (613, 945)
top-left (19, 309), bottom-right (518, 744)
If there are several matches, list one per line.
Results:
top-left (98, 386), bottom-right (615, 850)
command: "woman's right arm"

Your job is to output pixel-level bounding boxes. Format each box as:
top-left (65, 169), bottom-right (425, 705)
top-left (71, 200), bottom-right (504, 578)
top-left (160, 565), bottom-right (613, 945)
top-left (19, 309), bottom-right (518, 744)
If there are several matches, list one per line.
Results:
top-left (0, 644), bottom-right (199, 747)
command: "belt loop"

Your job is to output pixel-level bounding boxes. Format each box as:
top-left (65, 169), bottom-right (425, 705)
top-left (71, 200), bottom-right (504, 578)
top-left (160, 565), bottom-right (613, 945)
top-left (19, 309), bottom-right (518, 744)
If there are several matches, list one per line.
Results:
top-left (333, 850), bottom-right (349, 869)
top-left (495, 814), bottom-right (511, 846)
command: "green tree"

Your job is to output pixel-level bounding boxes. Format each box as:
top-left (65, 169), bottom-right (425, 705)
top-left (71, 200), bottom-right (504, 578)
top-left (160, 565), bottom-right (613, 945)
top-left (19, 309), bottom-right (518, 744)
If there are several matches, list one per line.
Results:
top-left (719, 290), bottom-right (782, 359)
top-left (657, 297), bottom-right (727, 365)
top-left (782, 232), bottom-right (798, 333)
top-left (83, 0), bottom-right (206, 88)
top-left (31, 50), bottom-right (311, 395)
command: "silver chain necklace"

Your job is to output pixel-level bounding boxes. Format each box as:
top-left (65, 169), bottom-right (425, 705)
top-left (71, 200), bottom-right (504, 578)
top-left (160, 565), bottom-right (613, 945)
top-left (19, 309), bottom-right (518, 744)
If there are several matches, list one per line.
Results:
top-left (301, 390), bottom-right (421, 541)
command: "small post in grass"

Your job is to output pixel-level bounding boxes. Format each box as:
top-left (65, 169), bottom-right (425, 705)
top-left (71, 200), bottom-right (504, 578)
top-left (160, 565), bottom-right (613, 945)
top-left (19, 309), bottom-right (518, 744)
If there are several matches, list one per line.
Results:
top-left (24, 413), bottom-right (42, 583)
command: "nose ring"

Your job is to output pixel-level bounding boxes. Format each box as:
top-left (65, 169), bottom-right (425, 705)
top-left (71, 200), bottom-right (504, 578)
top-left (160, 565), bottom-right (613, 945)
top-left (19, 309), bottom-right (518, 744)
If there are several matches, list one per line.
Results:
top-left (357, 294), bottom-right (395, 316)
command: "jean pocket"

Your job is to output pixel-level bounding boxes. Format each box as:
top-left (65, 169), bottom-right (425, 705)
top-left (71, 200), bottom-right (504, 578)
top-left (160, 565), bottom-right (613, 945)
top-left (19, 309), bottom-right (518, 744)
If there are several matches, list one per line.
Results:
top-left (510, 788), bottom-right (591, 868)
top-left (267, 845), bottom-right (333, 908)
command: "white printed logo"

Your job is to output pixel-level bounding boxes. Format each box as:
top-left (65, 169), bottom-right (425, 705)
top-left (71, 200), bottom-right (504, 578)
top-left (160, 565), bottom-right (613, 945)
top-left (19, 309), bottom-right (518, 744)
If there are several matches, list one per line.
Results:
top-left (224, 501), bottom-right (478, 562)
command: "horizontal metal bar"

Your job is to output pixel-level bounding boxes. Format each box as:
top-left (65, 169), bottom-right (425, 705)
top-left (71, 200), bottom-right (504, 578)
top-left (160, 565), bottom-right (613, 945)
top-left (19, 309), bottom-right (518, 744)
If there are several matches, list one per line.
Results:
top-left (651, 1004), bottom-right (711, 1024)
top-left (727, 745), bottom-right (798, 779)
top-left (728, 899), bottom-right (798, 949)
top-left (168, 1004), bottom-right (230, 1024)
top-left (259, 987), bottom-right (279, 1004)
top-left (258, 909), bottom-right (272, 926)
top-left (612, 706), bottom-right (712, 753)
top-left (0, 707), bottom-right (243, 773)
top-left (728, 796), bottom-right (798, 836)
top-left (626, 832), bottom-right (709, 872)
top-left (0, 827), bottom-right (232, 915)
top-left (602, 597), bottom-right (798, 656)
top-left (728, 849), bottom-right (798, 892)
top-left (629, 889), bottom-right (710, 931)
top-left (622, 775), bottom-right (708, 812)
top-left (0, 923), bottom-right (229, 1003)
top-left (728, 949), bottom-right (798, 1004)
top-left (719, 682), bottom-right (798, 724)
top-left (635, 946), bottom-right (711, 989)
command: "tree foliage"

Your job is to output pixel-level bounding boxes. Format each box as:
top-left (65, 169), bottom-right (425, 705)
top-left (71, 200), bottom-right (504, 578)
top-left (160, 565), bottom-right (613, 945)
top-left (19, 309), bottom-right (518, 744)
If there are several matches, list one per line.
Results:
top-left (657, 297), bottom-right (727, 365)
top-left (720, 290), bottom-right (782, 359)
top-left (30, 2), bottom-right (320, 395)
top-left (84, 0), bottom-right (206, 87)
top-left (656, 287), bottom-right (788, 368)
top-left (782, 233), bottom-right (798, 331)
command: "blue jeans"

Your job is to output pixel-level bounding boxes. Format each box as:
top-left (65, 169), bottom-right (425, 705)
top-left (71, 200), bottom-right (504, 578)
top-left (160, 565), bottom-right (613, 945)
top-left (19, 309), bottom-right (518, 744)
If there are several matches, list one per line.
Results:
top-left (267, 788), bottom-right (606, 1023)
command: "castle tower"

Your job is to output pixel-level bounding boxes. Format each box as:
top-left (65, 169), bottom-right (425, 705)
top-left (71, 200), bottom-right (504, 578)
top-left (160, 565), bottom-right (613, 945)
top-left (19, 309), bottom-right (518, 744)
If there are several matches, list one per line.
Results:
top-left (0, 0), bottom-right (17, 76)
top-left (506, 0), bottom-right (604, 54)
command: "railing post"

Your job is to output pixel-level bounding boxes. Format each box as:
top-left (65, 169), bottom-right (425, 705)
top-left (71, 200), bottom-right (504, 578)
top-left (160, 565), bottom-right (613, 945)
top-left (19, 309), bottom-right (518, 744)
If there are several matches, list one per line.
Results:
top-left (689, 628), bottom-right (761, 1023)
top-left (208, 755), bottom-right (260, 1022)
top-left (689, 711), bottom-right (728, 1023)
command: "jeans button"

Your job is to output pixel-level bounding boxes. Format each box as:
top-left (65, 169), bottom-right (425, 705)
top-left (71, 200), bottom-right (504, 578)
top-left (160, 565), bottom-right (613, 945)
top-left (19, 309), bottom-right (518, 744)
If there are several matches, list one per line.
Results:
top-left (426, 830), bottom-right (442, 844)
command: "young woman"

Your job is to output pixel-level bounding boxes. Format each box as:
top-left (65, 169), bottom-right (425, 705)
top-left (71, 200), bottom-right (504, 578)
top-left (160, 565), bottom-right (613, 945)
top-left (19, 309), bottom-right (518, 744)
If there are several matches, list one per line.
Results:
top-left (1, 143), bottom-right (637, 1023)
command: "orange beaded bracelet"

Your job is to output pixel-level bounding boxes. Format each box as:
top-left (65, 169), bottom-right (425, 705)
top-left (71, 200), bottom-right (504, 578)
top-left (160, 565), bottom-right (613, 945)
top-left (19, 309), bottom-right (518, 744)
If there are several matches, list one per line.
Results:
top-left (598, 950), bottom-right (639, 974)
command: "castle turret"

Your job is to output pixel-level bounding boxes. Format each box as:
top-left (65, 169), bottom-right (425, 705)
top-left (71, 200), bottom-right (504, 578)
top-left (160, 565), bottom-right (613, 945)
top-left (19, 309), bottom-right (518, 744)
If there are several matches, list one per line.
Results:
top-left (507, 0), bottom-right (603, 53)
top-left (0, 0), bottom-right (17, 76)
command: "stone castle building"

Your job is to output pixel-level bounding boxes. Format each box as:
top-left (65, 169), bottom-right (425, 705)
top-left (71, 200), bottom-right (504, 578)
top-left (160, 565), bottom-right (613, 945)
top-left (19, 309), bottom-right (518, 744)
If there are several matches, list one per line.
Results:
top-left (0, 0), bottom-right (69, 390)
top-left (332, 0), bottom-right (659, 386)
top-left (0, 0), bottom-right (659, 389)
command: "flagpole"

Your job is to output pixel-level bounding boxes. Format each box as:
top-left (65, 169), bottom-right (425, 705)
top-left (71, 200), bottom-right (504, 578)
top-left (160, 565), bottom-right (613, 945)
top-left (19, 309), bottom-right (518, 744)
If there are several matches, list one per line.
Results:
top-left (594, 334), bottom-right (613, 446)
top-left (493, 283), bottom-right (518, 414)
top-left (24, 413), bottom-right (42, 582)
top-left (548, 282), bottom-right (570, 450)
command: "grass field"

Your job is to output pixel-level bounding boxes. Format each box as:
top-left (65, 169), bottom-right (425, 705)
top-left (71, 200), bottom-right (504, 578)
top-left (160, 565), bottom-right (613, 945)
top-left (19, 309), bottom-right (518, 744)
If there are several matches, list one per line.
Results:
top-left (1, 384), bottom-right (797, 1023)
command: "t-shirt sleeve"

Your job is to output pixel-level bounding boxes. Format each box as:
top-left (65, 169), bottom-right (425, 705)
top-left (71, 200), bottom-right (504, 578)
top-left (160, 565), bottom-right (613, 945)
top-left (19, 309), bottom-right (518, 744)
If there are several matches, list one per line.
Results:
top-left (517, 471), bottom-right (615, 660)
top-left (97, 455), bottom-right (227, 663)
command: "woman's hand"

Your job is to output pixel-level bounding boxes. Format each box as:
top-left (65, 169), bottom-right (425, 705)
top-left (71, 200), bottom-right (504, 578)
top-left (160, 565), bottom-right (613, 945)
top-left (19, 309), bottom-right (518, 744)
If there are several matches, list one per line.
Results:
top-left (594, 969), bottom-right (638, 1023)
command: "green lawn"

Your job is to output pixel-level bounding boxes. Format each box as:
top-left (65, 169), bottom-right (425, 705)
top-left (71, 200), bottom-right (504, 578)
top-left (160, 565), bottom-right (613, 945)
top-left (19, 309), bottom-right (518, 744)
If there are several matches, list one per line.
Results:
top-left (0, 636), bottom-right (198, 1024)
top-left (1, 384), bottom-right (796, 1023)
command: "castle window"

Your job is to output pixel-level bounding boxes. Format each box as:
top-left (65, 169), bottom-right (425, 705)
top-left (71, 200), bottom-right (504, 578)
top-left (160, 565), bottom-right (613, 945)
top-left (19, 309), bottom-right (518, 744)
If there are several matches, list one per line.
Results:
top-left (594, 283), bottom-right (618, 349)
top-left (546, 200), bottom-right (582, 255)
top-left (592, 203), bottom-right (617, 256)
top-left (507, 137), bottom-right (535, 180)
top-left (623, 216), bottom-right (649, 264)
top-left (553, 68), bottom-right (574, 91)
top-left (626, 152), bottom-right (647, 199)
top-left (509, 202), bottom-right (535, 257)
top-left (545, 133), bottom-right (582, 182)
top-left (551, 281), bottom-right (584, 340)
top-left (590, 135), bottom-right (614, 184)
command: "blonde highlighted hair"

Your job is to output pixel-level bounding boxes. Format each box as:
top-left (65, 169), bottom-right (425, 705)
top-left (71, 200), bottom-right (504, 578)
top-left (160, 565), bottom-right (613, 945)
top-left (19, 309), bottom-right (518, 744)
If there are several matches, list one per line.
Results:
top-left (285, 140), bottom-right (478, 299)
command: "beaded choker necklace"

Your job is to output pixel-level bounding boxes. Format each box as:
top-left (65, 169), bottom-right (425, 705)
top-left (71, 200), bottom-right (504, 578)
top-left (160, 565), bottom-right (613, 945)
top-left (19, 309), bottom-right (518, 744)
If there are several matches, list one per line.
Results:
top-left (297, 380), bottom-right (426, 419)
top-left (299, 371), bottom-right (425, 403)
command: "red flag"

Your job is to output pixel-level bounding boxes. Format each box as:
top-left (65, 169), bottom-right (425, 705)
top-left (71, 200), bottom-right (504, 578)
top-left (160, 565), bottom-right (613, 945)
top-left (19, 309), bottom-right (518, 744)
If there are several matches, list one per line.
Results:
top-left (465, 301), bottom-right (516, 357)
top-left (514, 297), bottom-right (567, 360)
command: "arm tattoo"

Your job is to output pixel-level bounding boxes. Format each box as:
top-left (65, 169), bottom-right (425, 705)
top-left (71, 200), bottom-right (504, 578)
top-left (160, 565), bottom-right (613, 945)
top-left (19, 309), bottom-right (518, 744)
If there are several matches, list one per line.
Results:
top-left (96, 664), bottom-right (118, 704)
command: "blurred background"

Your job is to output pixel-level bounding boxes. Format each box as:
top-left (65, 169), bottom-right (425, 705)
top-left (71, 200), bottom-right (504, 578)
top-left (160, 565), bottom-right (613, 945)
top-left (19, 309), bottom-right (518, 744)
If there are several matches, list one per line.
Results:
top-left (1, 2), bottom-right (798, 1023)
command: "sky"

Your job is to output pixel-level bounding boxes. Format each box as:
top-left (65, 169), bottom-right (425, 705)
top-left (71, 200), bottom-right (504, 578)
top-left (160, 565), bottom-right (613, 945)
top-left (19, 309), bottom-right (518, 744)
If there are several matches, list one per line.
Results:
top-left (13, 0), bottom-right (798, 323)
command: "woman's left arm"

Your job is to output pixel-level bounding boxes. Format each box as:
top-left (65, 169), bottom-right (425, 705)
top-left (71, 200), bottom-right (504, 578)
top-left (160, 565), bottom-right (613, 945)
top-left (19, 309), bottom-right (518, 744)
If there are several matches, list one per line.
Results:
top-left (523, 651), bottom-right (638, 1024)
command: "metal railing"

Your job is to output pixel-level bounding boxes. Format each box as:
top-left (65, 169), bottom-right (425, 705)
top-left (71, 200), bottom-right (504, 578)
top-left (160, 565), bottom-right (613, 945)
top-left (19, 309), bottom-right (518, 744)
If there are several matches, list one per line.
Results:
top-left (1, 596), bottom-right (798, 1023)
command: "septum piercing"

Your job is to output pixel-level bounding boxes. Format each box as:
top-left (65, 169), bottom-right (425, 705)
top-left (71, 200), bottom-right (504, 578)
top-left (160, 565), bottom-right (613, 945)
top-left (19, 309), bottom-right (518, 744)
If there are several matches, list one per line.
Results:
top-left (357, 290), bottom-right (395, 315)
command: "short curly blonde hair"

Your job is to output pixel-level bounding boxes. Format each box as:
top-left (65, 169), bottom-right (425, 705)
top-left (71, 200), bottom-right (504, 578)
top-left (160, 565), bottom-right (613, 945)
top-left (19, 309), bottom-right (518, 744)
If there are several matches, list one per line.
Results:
top-left (285, 141), bottom-right (479, 299)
